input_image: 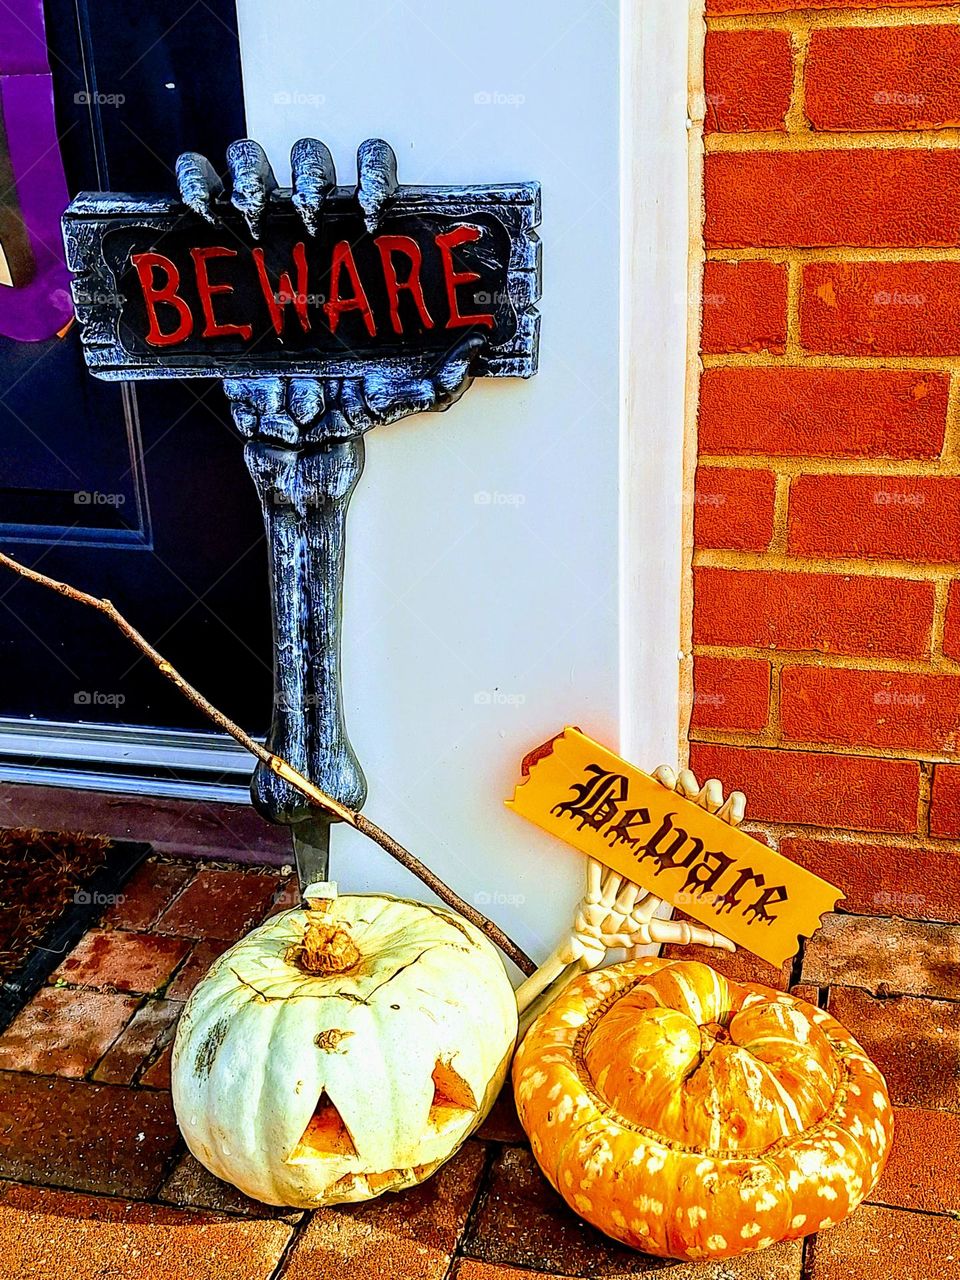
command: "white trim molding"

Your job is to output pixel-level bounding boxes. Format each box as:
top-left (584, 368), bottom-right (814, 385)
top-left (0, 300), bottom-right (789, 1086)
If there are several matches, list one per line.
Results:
top-left (619, 0), bottom-right (700, 772)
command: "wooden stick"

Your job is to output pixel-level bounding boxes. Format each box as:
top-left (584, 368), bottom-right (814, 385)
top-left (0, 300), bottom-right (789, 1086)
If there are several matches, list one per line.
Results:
top-left (0, 551), bottom-right (536, 976)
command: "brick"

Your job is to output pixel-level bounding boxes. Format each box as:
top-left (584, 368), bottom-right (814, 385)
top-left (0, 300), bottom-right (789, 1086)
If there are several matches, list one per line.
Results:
top-left (781, 666), bottom-right (960, 754)
top-left (454, 1245), bottom-right (803, 1280)
top-left (160, 1152), bottom-right (302, 1222)
top-left (477, 1084), bottom-right (526, 1144)
top-left (661, 938), bottom-right (791, 991)
top-left (709, 0), bottom-right (957, 11)
top-left (154, 868), bottom-right (279, 940)
top-left (52, 928), bottom-right (191, 995)
top-left (92, 998), bottom-right (181, 1085)
top-left (462, 1145), bottom-right (662, 1275)
top-left (282, 1140), bottom-right (485, 1280)
top-left (780, 834), bottom-right (960, 923)
top-left (789, 473), bottom-right (960, 562)
top-left (835, 986), bottom-right (960, 1115)
top-left (165, 939), bottom-right (232, 1001)
top-left (932, 764), bottom-right (960, 837)
top-left (0, 1182), bottom-right (291, 1280)
top-left (705, 150), bottom-right (960, 249)
top-left (0, 1072), bottom-right (179, 1196)
top-left (691, 655), bottom-right (771, 732)
top-left (801, 262), bottom-right (960, 357)
top-left (704, 29), bottom-right (793, 133)
top-left (701, 261), bottom-right (788, 354)
top-left (139, 1043), bottom-right (173, 1089)
top-left (945, 582), bottom-right (960, 661)
top-left (807, 26), bottom-right (960, 132)
top-left (802, 912), bottom-right (960, 999)
top-left (688, 742), bottom-right (919, 832)
top-left (693, 567), bottom-right (935, 660)
top-left (0, 987), bottom-right (138, 1078)
top-left (873, 1107), bottom-right (960, 1213)
top-left (807, 1203), bottom-right (960, 1280)
top-left (698, 368), bottom-right (947, 459)
top-left (693, 466), bottom-right (776, 551)
top-left (101, 860), bottom-right (194, 931)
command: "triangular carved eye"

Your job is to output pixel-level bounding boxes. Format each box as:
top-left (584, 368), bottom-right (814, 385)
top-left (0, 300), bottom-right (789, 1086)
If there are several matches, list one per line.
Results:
top-left (429, 1058), bottom-right (478, 1132)
top-left (289, 1093), bottom-right (358, 1162)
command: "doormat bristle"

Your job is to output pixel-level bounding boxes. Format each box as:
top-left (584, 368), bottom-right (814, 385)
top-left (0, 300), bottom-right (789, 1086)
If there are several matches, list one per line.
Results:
top-left (0, 827), bottom-right (111, 981)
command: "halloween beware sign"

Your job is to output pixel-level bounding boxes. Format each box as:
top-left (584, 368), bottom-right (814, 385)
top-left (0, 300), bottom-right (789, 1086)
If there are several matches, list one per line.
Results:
top-left (507, 728), bottom-right (844, 967)
top-left (61, 185), bottom-right (540, 380)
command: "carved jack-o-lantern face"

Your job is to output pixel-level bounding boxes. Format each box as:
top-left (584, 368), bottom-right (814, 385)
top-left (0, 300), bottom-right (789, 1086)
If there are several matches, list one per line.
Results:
top-left (171, 894), bottom-right (518, 1207)
top-left (514, 959), bottom-right (893, 1262)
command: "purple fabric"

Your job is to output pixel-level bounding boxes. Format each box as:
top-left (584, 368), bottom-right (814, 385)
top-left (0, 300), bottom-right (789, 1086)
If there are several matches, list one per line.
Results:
top-left (0, 0), bottom-right (74, 342)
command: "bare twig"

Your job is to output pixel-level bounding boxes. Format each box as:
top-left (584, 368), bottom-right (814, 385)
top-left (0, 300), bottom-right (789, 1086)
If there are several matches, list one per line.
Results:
top-left (0, 551), bottom-right (535, 975)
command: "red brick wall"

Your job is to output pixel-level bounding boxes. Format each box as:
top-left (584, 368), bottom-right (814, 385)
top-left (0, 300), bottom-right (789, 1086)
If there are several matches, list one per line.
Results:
top-left (692, 0), bottom-right (960, 924)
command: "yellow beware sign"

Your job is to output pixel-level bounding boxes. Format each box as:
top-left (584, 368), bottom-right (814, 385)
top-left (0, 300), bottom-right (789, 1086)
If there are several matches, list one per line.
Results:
top-left (506, 727), bottom-right (843, 968)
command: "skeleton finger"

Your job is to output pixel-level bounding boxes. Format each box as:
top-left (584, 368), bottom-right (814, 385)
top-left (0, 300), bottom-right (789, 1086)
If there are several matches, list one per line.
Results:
top-left (227, 139), bottom-right (278, 239)
top-left (676, 768), bottom-right (701, 799)
top-left (291, 138), bottom-right (336, 236)
top-left (648, 916), bottom-right (735, 952)
top-left (653, 764), bottom-right (677, 790)
top-left (717, 789), bottom-right (746, 827)
top-left (585, 858), bottom-right (605, 902)
top-left (176, 152), bottom-right (223, 223)
top-left (356, 138), bottom-right (398, 233)
top-left (431, 333), bottom-right (486, 408)
top-left (697, 776), bottom-right (725, 813)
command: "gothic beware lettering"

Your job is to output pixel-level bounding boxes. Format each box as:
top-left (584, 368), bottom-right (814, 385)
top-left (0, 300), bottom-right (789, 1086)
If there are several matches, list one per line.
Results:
top-left (506, 727), bottom-right (844, 967)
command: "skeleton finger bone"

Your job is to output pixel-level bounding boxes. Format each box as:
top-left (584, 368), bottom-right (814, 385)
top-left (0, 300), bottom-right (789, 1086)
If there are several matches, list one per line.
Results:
top-left (227, 139), bottom-right (278, 238)
top-left (176, 152), bottom-right (223, 223)
top-left (291, 138), bottom-right (336, 236)
top-left (356, 138), bottom-right (398, 233)
top-left (647, 916), bottom-right (736, 952)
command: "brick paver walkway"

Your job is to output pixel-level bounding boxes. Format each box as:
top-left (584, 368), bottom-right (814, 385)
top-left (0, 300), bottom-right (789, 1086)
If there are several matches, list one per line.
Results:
top-left (0, 855), bottom-right (956, 1278)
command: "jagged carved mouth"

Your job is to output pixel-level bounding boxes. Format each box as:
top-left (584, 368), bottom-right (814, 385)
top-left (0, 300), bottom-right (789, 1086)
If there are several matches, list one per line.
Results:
top-left (288, 1058), bottom-right (478, 1163)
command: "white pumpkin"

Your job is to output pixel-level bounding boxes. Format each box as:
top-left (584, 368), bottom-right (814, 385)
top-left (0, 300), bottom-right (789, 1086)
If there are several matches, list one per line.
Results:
top-left (171, 888), bottom-right (518, 1207)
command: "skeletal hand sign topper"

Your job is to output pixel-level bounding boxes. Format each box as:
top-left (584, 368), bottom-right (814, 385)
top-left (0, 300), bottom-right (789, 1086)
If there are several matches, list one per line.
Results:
top-left (176, 138), bottom-right (484, 446)
top-left (516, 766), bottom-right (744, 1020)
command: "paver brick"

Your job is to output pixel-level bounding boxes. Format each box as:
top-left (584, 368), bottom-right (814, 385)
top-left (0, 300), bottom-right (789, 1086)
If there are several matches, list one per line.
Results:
top-left (51, 929), bottom-right (190, 995)
top-left (0, 987), bottom-right (138, 1078)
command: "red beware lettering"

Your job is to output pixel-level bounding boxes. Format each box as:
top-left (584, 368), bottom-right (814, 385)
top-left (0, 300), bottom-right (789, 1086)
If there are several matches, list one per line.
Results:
top-left (324, 241), bottom-right (376, 337)
top-left (131, 252), bottom-right (193, 347)
top-left (435, 226), bottom-right (494, 329)
top-left (252, 242), bottom-right (311, 336)
top-left (374, 235), bottom-right (434, 334)
top-left (190, 246), bottom-right (253, 340)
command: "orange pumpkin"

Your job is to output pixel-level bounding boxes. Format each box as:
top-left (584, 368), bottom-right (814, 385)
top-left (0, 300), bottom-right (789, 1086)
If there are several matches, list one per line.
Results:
top-left (513, 958), bottom-right (893, 1262)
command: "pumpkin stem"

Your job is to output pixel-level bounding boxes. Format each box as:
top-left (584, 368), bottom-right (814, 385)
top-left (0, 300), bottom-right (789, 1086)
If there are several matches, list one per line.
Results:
top-left (287, 888), bottom-right (361, 975)
top-left (292, 917), bottom-right (362, 975)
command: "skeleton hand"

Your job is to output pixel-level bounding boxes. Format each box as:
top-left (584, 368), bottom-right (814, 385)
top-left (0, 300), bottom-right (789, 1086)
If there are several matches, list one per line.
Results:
top-left (176, 137), bottom-right (484, 447)
top-left (515, 767), bottom-right (746, 1015)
